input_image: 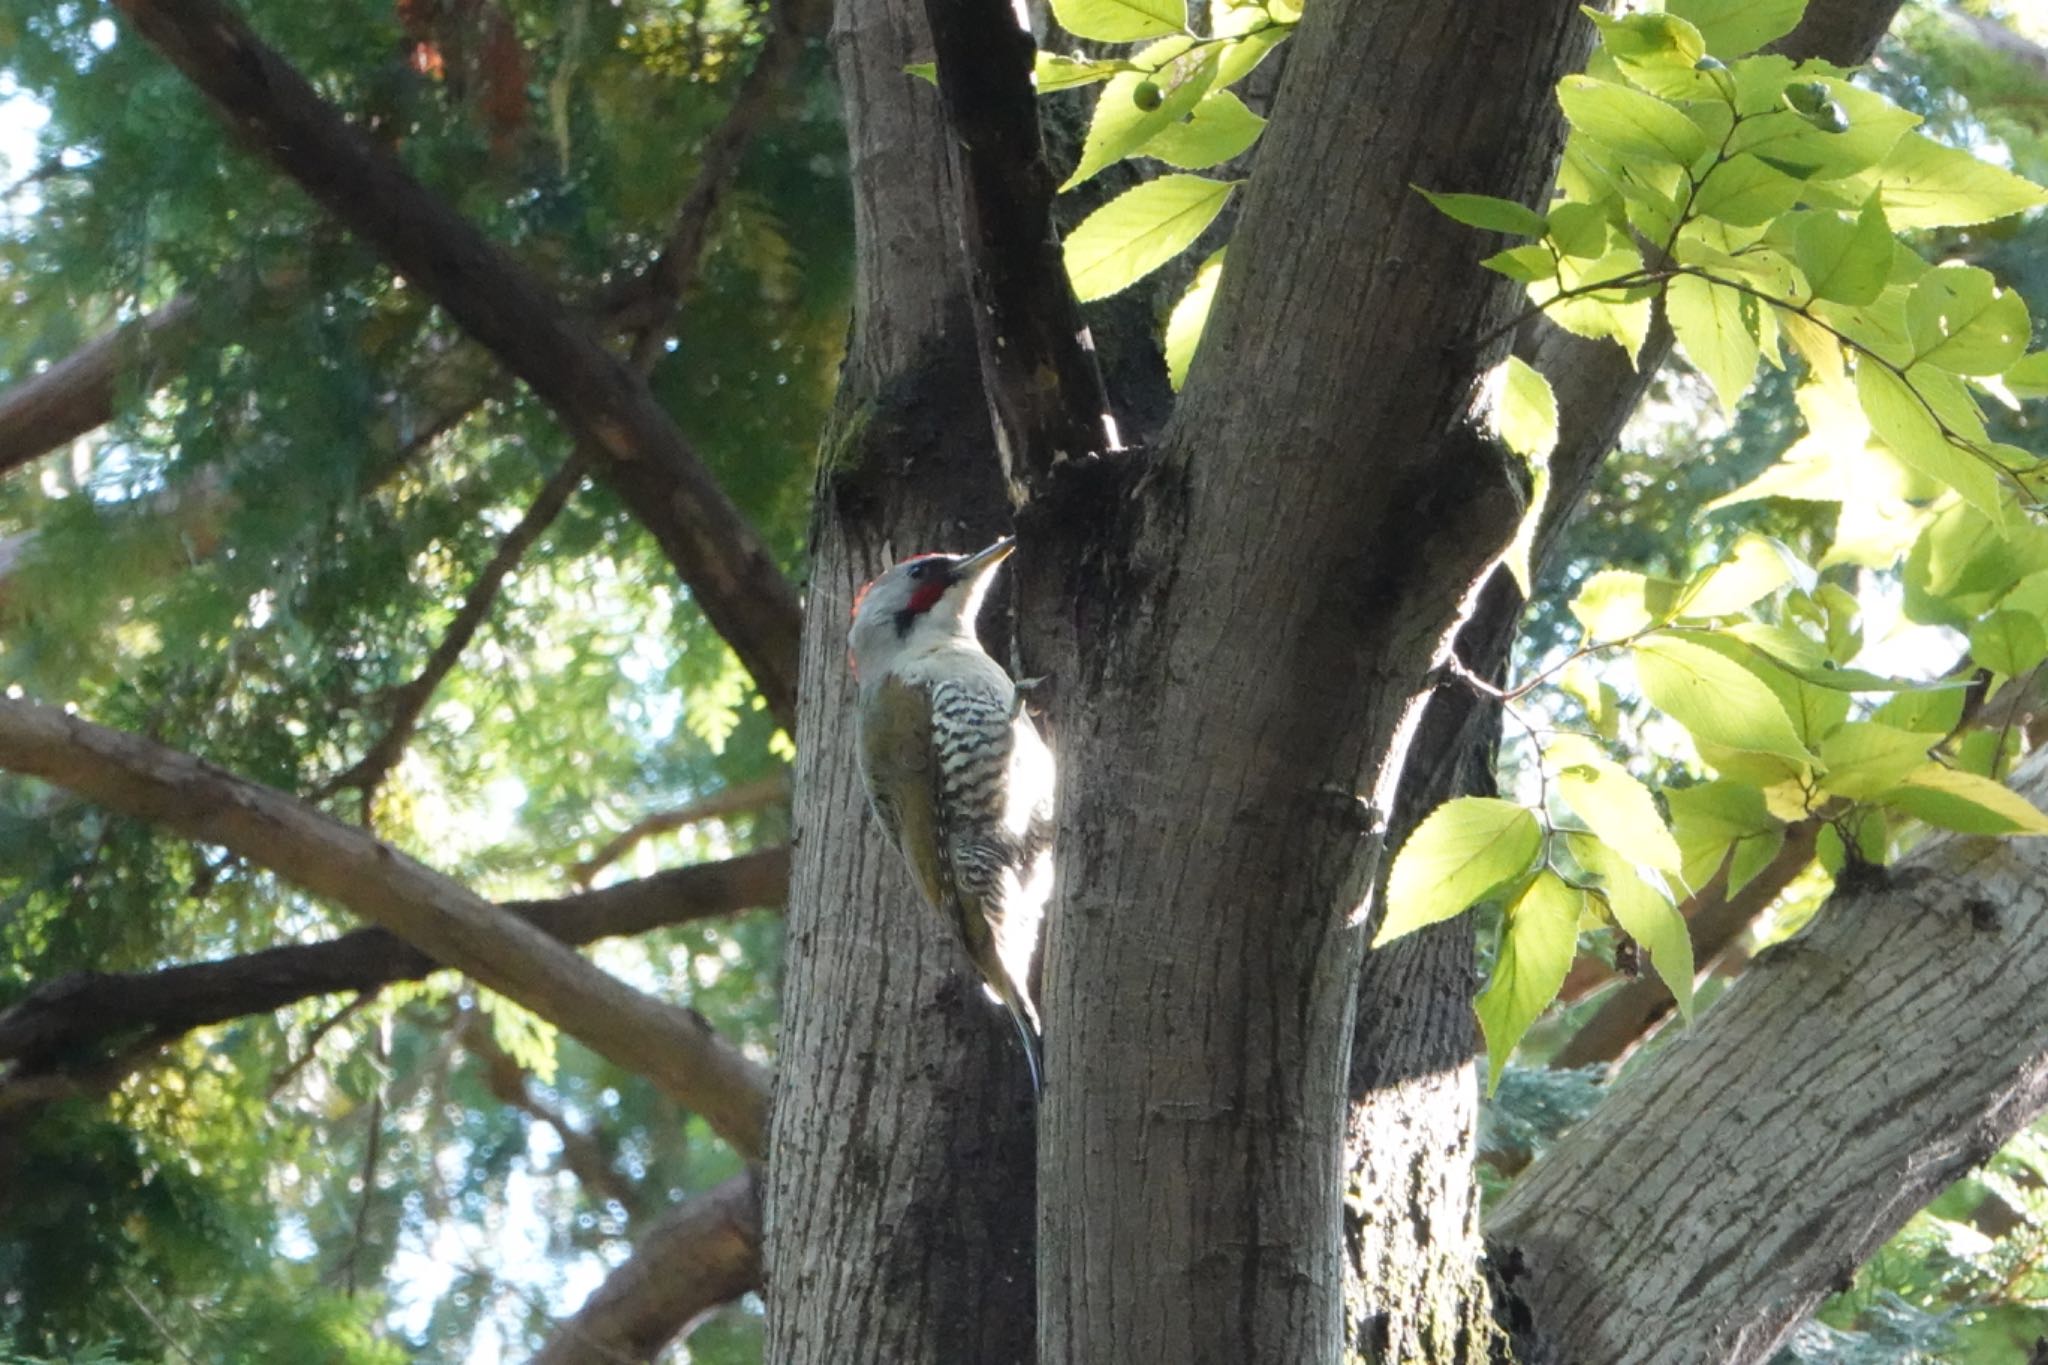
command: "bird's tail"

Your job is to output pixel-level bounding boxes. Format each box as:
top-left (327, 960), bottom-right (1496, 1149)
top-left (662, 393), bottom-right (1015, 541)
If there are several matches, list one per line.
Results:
top-left (999, 989), bottom-right (1042, 1096)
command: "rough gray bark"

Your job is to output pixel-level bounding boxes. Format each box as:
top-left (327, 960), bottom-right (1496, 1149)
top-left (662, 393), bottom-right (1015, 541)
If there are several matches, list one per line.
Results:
top-left (1491, 751), bottom-right (2048, 1365)
top-left (761, 0), bottom-right (1037, 1359)
top-left (1029, 4), bottom-right (1585, 1360)
top-left (1336, 2), bottom-right (1906, 1357)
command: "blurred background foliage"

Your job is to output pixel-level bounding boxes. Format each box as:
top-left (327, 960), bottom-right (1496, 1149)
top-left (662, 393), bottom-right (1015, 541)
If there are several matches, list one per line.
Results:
top-left (0, 0), bottom-right (837, 1356)
top-left (4, 0), bottom-right (2048, 1360)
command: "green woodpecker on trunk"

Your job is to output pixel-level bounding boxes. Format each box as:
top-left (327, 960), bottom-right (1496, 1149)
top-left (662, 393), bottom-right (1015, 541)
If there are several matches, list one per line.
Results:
top-left (849, 536), bottom-right (1054, 1091)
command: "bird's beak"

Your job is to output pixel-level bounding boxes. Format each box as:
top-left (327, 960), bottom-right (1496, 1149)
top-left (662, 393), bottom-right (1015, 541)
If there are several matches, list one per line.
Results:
top-left (954, 536), bottom-right (1016, 584)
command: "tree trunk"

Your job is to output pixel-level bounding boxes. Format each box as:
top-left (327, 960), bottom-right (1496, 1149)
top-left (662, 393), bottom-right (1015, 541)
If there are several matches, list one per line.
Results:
top-left (762, 0), bottom-right (1037, 1358)
top-left (1491, 750), bottom-right (2048, 1364)
top-left (1032, 5), bottom-right (1587, 1361)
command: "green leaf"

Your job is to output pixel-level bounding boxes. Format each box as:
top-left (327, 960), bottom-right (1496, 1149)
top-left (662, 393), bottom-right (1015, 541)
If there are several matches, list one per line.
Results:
top-left (1635, 635), bottom-right (1812, 762)
top-left (1794, 195), bottom-right (1892, 306)
top-left (1679, 534), bottom-right (1804, 618)
top-left (1548, 736), bottom-right (1683, 873)
top-left (1570, 569), bottom-right (1683, 640)
top-left (1873, 683), bottom-right (1965, 736)
top-left (1062, 43), bottom-right (1218, 189)
top-left (1855, 361), bottom-right (2002, 520)
top-left (1145, 90), bottom-right (1266, 169)
top-left (1571, 834), bottom-right (1696, 1018)
top-left (2006, 351), bottom-right (2048, 401)
top-left (1667, 780), bottom-right (1777, 890)
top-left (1971, 609), bottom-right (2048, 679)
top-left (1881, 764), bottom-right (2048, 835)
top-left (1668, 0), bottom-right (1805, 57)
top-left (1692, 154), bottom-right (1805, 226)
top-left (1668, 272), bottom-right (1760, 413)
top-left (1905, 266), bottom-right (2030, 376)
top-left (1417, 188), bottom-right (1547, 237)
top-left (1496, 356), bottom-right (1558, 461)
top-left (1818, 721), bottom-right (1939, 800)
top-left (1164, 248), bottom-right (1225, 391)
top-left (1035, 53), bottom-right (1129, 93)
top-left (1724, 824), bottom-right (1787, 896)
top-left (1482, 245), bottom-right (1558, 284)
top-left (1064, 175), bottom-right (1235, 301)
top-left (1855, 132), bottom-right (2048, 230)
top-left (1212, 24), bottom-right (1289, 89)
top-left (1545, 201), bottom-right (1612, 259)
top-left (1728, 83), bottom-right (1918, 181)
top-left (1050, 0), bottom-right (1186, 42)
top-left (1375, 797), bottom-right (1543, 946)
top-left (906, 61), bottom-right (938, 85)
top-left (1475, 871), bottom-right (1582, 1094)
top-left (1558, 75), bottom-right (1709, 166)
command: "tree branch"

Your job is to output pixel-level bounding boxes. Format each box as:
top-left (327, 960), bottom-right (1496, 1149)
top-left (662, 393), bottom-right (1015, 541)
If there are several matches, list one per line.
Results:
top-left (0, 696), bottom-right (772, 1157)
top-left (461, 1012), bottom-right (643, 1217)
top-left (316, 451), bottom-right (590, 806)
top-left (110, 0), bottom-right (802, 730)
top-left (531, 1171), bottom-right (761, 1365)
top-left (1491, 750), bottom-right (2048, 1365)
top-left (922, 0), bottom-right (1116, 502)
top-left (0, 293), bottom-right (205, 477)
top-left (0, 846), bottom-right (787, 1077)
top-left (570, 773), bottom-right (790, 887)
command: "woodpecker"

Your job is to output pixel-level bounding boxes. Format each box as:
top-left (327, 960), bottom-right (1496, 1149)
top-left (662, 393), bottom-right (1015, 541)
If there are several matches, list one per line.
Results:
top-left (849, 536), bottom-right (1054, 1092)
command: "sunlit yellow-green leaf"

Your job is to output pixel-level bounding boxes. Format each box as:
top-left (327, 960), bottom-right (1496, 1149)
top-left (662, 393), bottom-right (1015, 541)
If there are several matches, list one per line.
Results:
top-left (1570, 569), bottom-right (1682, 641)
top-left (1035, 53), bottom-right (1129, 92)
top-left (1693, 154), bottom-right (1805, 226)
top-left (1905, 267), bottom-right (2030, 376)
top-left (1475, 871), bottom-right (1582, 1094)
top-left (1558, 75), bottom-right (1709, 166)
top-left (1855, 361), bottom-right (2003, 520)
top-left (1375, 798), bottom-right (1543, 947)
top-left (1548, 736), bottom-right (1682, 873)
top-left (1064, 175), bottom-right (1235, 301)
top-left (1165, 248), bottom-right (1225, 390)
top-left (1418, 188), bottom-right (1547, 237)
top-left (1668, 272), bottom-right (1760, 413)
top-left (1050, 0), bottom-right (1186, 42)
top-left (1854, 132), bottom-right (2048, 230)
top-left (1063, 43), bottom-right (1217, 189)
top-left (2007, 351), bottom-right (2048, 401)
top-left (1679, 534), bottom-right (1805, 618)
top-left (1818, 721), bottom-right (1939, 800)
top-left (1571, 835), bottom-right (1696, 1018)
top-left (1881, 764), bottom-right (2048, 835)
top-left (1496, 356), bottom-right (1558, 462)
top-left (1971, 609), bottom-right (2048, 679)
top-left (1635, 635), bottom-right (1812, 762)
top-left (1146, 90), bottom-right (1267, 169)
top-left (1793, 196), bottom-right (1892, 306)
top-left (1668, 0), bottom-right (1803, 57)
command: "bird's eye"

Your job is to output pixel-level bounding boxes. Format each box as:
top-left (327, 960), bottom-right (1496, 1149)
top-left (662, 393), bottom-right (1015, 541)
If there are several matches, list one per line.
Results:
top-left (907, 563), bottom-right (927, 580)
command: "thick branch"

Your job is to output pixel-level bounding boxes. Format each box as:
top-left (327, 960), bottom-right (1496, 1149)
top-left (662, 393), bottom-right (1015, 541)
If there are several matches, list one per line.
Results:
top-left (571, 773), bottom-right (790, 886)
top-left (1491, 752), bottom-right (2048, 1364)
top-left (0, 294), bottom-right (204, 476)
top-left (0, 847), bottom-right (787, 1076)
top-left (531, 1172), bottom-right (761, 1365)
top-left (923, 0), bottom-right (1114, 500)
top-left (0, 697), bottom-right (771, 1157)
top-left (111, 0), bottom-right (802, 729)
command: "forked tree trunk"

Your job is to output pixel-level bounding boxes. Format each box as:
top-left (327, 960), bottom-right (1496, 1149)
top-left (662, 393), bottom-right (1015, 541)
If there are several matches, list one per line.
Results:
top-left (761, 0), bottom-right (1037, 1360)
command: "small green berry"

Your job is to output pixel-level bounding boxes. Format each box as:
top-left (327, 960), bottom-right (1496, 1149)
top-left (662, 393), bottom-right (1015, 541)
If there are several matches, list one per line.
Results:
top-left (1132, 80), bottom-right (1163, 111)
